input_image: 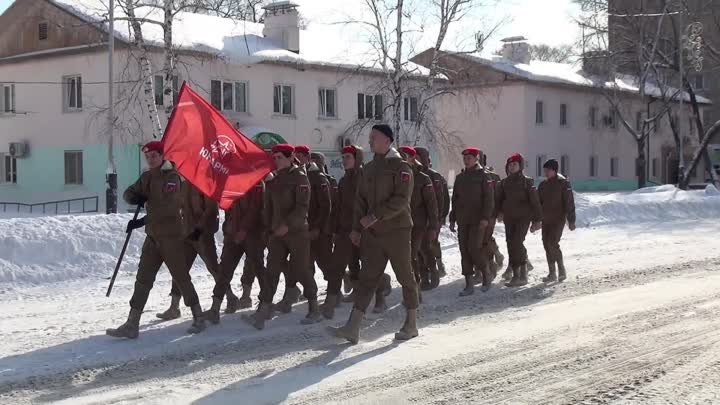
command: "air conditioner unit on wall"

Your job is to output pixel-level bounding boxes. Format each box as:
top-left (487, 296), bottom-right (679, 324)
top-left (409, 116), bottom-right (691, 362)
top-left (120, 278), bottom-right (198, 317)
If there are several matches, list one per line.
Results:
top-left (9, 142), bottom-right (28, 158)
top-left (336, 135), bottom-right (354, 151)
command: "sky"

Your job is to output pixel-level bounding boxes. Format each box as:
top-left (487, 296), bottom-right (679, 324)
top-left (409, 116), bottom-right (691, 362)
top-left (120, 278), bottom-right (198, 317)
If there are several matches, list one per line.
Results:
top-left (0, 0), bottom-right (582, 55)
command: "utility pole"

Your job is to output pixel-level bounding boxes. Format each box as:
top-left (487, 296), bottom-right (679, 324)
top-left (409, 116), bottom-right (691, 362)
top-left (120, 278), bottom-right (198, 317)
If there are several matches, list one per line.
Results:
top-left (106, 0), bottom-right (118, 214)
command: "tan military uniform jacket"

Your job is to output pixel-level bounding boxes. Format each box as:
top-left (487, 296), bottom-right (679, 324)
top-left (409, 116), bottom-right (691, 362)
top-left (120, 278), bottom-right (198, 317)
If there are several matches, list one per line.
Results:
top-left (495, 172), bottom-right (543, 223)
top-left (306, 162), bottom-right (332, 235)
top-left (411, 162), bottom-right (439, 230)
top-left (123, 161), bottom-right (184, 239)
top-left (354, 148), bottom-right (413, 234)
top-left (538, 174), bottom-right (576, 226)
top-left (449, 163), bottom-right (494, 225)
top-left (264, 165), bottom-right (311, 233)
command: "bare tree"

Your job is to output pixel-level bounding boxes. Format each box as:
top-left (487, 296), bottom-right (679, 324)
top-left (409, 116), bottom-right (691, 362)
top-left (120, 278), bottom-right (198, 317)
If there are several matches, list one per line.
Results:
top-left (345, 0), bottom-right (499, 149)
top-left (529, 44), bottom-right (575, 63)
top-left (576, 0), bottom-right (720, 189)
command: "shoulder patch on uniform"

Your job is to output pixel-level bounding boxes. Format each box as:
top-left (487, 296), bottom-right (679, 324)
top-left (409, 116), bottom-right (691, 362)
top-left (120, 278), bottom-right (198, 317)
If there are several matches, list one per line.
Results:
top-left (400, 172), bottom-right (411, 183)
top-left (321, 182), bottom-right (329, 189)
top-left (299, 184), bottom-right (310, 192)
top-left (425, 183), bottom-right (434, 190)
top-left (488, 180), bottom-right (496, 188)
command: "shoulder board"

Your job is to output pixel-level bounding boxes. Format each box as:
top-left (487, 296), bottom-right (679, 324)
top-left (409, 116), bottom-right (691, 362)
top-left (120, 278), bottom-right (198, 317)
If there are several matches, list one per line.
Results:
top-left (400, 171), bottom-right (411, 183)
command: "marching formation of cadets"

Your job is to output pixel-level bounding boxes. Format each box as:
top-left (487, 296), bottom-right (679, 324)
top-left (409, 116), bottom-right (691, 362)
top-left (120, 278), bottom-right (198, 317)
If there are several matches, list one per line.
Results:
top-left (106, 123), bottom-right (576, 344)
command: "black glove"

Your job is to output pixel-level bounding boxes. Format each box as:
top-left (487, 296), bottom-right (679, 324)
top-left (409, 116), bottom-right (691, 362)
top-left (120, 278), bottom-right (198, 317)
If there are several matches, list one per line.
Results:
top-left (126, 216), bottom-right (146, 233)
top-left (188, 227), bottom-right (203, 241)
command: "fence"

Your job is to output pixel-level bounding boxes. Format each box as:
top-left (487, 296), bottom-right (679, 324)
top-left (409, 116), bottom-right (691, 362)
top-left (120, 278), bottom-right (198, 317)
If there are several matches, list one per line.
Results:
top-left (0, 196), bottom-right (99, 215)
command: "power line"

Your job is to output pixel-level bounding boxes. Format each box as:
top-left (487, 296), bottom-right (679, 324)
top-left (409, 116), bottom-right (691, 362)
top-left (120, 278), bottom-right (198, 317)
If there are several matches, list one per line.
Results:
top-left (1, 80), bottom-right (141, 85)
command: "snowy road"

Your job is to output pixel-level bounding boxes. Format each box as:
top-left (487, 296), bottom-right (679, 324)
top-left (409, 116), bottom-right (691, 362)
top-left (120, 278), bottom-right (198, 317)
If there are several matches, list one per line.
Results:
top-left (2, 215), bottom-right (720, 404)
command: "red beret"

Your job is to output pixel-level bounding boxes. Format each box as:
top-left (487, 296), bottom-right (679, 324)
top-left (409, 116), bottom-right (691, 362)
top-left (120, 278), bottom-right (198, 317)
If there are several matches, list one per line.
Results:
top-left (399, 146), bottom-right (417, 157)
top-left (294, 145), bottom-right (310, 155)
top-left (462, 147), bottom-right (481, 157)
top-left (142, 141), bottom-right (164, 154)
top-left (507, 153), bottom-right (523, 164)
top-left (272, 144), bottom-right (295, 154)
top-left (342, 145), bottom-right (357, 155)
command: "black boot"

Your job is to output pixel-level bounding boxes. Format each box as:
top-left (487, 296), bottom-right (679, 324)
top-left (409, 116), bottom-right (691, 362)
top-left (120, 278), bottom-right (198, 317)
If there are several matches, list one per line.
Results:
top-left (106, 308), bottom-right (142, 339)
top-left (328, 308), bottom-right (364, 344)
top-left (543, 262), bottom-right (557, 282)
top-left (459, 275), bottom-right (474, 296)
top-left (202, 297), bottom-right (223, 324)
top-left (558, 258), bottom-right (567, 282)
top-left (187, 305), bottom-right (207, 334)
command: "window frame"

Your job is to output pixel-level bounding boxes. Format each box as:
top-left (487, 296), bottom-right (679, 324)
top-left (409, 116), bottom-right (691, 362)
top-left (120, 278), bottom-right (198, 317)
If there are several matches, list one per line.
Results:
top-left (403, 96), bottom-right (419, 122)
top-left (210, 79), bottom-right (248, 113)
top-left (39, 22), bottom-right (48, 41)
top-left (1, 154), bottom-right (17, 184)
top-left (318, 87), bottom-right (337, 119)
top-left (589, 155), bottom-right (598, 178)
top-left (273, 83), bottom-right (294, 116)
top-left (62, 75), bottom-right (82, 112)
top-left (560, 103), bottom-right (568, 127)
top-left (610, 157), bottom-right (619, 178)
top-left (64, 150), bottom-right (84, 185)
top-left (589, 106), bottom-right (598, 128)
top-left (536, 154), bottom-right (547, 177)
top-left (652, 157), bottom-right (658, 178)
top-left (561, 155), bottom-right (570, 176)
top-left (1, 83), bottom-right (15, 114)
top-left (357, 93), bottom-right (384, 121)
top-left (535, 100), bottom-right (544, 125)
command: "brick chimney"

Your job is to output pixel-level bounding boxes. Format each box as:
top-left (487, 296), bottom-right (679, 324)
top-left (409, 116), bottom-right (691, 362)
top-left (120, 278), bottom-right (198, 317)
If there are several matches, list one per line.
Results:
top-left (501, 36), bottom-right (531, 64)
top-left (262, 1), bottom-right (300, 54)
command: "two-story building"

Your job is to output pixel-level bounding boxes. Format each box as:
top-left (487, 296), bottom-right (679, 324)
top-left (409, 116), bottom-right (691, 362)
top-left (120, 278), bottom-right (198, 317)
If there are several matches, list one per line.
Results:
top-left (0, 0), bottom-right (435, 209)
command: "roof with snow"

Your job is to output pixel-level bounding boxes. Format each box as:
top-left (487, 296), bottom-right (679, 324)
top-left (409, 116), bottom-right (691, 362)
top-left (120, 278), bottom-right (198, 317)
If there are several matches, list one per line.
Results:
top-left (428, 51), bottom-right (712, 104)
top-left (45, 0), bottom-right (433, 77)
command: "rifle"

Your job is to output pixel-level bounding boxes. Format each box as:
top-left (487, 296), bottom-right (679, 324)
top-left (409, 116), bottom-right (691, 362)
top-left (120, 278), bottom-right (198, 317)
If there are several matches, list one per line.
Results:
top-left (106, 204), bottom-right (142, 297)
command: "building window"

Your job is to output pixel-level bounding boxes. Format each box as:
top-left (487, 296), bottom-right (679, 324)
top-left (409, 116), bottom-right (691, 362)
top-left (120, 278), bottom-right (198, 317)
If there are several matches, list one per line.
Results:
top-left (561, 155), bottom-right (569, 176)
top-left (652, 158), bottom-right (658, 178)
top-left (589, 106), bottom-right (597, 128)
top-left (63, 75), bottom-right (82, 111)
top-left (610, 157), bottom-right (619, 177)
top-left (64, 151), bottom-right (83, 185)
top-left (318, 88), bottom-right (337, 118)
top-left (404, 96), bottom-right (418, 122)
top-left (1, 155), bottom-right (17, 184)
top-left (210, 80), bottom-right (247, 112)
top-left (39, 22), bottom-right (48, 40)
top-left (589, 155), bottom-right (598, 177)
top-left (536, 154), bottom-right (547, 177)
top-left (535, 100), bottom-right (544, 124)
top-left (604, 108), bottom-right (617, 129)
top-left (635, 111), bottom-right (643, 131)
top-left (273, 84), bottom-right (293, 116)
top-left (1, 84), bottom-right (15, 113)
top-left (357, 93), bottom-right (383, 120)
top-left (154, 75), bottom-right (164, 106)
top-left (560, 103), bottom-right (568, 126)
top-left (691, 73), bottom-right (705, 90)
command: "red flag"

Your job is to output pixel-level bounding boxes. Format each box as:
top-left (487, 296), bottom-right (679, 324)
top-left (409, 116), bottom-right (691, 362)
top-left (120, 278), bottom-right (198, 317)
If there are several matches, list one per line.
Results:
top-left (162, 83), bottom-right (273, 210)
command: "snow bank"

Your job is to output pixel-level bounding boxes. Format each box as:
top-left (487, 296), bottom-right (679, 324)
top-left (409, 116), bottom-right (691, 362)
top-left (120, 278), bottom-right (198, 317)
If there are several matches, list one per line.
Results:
top-left (1, 188), bottom-right (719, 287)
top-left (576, 186), bottom-right (720, 226)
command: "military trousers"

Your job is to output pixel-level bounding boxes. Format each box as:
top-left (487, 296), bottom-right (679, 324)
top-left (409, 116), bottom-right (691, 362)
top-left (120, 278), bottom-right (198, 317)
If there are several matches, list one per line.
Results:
top-left (259, 231), bottom-right (318, 304)
top-left (420, 230), bottom-right (438, 281)
top-left (355, 227), bottom-right (419, 312)
top-left (130, 236), bottom-right (200, 311)
top-left (542, 222), bottom-right (565, 264)
top-left (458, 223), bottom-right (490, 277)
top-left (212, 234), bottom-right (266, 299)
top-left (169, 232), bottom-right (218, 297)
top-left (328, 233), bottom-right (359, 295)
top-left (311, 232), bottom-right (335, 284)
top-left (484, 218), bottom-right (500, 261)
top-left (504, 220), bottom-right (531, 268)
top-left (410, 226), bottom-right (427, 284)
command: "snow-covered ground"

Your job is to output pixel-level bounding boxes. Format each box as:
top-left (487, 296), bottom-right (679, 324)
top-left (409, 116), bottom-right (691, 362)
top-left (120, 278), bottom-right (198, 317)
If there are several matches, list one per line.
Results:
top-left (1, 186), bottom-right (720, 404)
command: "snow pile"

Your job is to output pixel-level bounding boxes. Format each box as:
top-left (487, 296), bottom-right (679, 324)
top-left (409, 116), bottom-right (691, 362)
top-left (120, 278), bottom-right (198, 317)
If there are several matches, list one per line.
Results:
top-left (575, 186), bottom-right (720, 226)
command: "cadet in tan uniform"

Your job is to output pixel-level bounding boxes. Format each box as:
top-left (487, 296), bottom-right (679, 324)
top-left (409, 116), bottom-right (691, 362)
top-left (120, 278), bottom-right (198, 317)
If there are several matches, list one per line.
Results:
top-left (107, 141), bottom-right (205, 338)
top-left (273, 145), bottom-right (333, 313)
top-left (449, 147), bottom-right (494, 295)
top-left (415, 147), bottom-right (448, 288)
top-left (495, 153), bottom-right (543, 288)
top-left (330, 124), bottom-right (419, 344)
top-left (202, 180), bottom-right (266, 323)
top-left (399, 146), bottom-right (439, 299)
top-left (538, 159), bottom-right (576, 282)
top-left (484, 166), bottom-right (505, 273)
top-left (245, 144), bottom-right (322, 329)
top-left (155, 183), bottom-right (241, 320)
